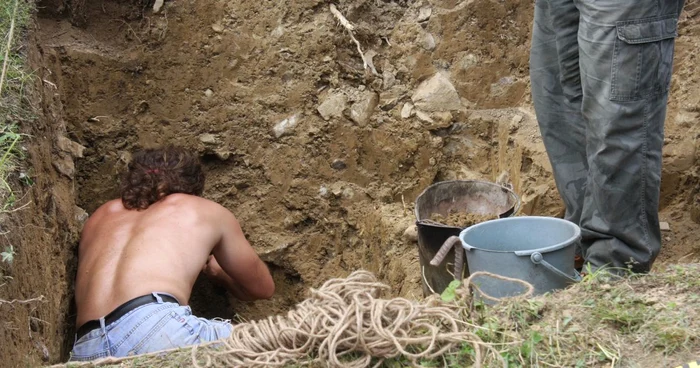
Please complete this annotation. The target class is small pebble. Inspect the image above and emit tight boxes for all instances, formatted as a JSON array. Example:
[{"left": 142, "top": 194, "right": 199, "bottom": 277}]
[
  {"left": 331, "top": 159, "right": 347, "bottom": 170},
  {"left": 204, "top": 89, "right": 214, "bottom": 98},
  {"left": 199, "top": 133, "right": 217, "bottom": 144},
  {"left": 401, "top": 103, "right": 415, "bottom": 119},
  {"left": 319, "top": 185, "right": 330, "bottom": 198},
  {"left": 418, "top": 7, "right": 432, "bottom": 22},
  {"left": 403, "top": 225, "right": 418, "bottom": 242}
]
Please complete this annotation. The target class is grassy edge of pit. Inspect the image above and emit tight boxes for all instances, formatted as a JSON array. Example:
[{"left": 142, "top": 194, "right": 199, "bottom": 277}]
[
  {"left": 0, "top": 0, "right": 36, "bottom": 266},
  {"left": 57, "top": 264, "right": 700, "bottom": 368}
]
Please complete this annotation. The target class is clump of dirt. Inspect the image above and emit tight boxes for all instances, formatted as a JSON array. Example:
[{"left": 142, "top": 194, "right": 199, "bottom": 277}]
[{"left": 429, "top": 211, "right": 496, "bottom": 228}]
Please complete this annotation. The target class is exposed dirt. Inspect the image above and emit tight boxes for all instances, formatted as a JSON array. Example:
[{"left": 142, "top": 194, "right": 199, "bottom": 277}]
[
  {"left": 429, "top": 211, "right": 496, "bottom": 228},
  {"left": 32, "top": 0, "right": 542, "bottom": 327},
  {"left": 0, "top": 19, "right": 84, "bottom": 367},
  {"left": 1, "top": 0, "right": 698, "bottom": 366}
]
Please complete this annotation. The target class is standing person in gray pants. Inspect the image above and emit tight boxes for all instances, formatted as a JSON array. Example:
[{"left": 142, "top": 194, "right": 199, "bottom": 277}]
[{"left": 530, "top": 0, "right": 686, "bottom": 273}]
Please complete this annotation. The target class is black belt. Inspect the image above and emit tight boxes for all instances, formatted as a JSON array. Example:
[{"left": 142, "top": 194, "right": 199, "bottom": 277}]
[{"left": 76, "top": 293, "right": 179, "bottom": 340}]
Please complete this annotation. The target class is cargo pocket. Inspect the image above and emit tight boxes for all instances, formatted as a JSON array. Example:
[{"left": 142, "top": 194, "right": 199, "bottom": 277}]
[{"left": 610, "top": 15, "right": 678, "bottom": 102}]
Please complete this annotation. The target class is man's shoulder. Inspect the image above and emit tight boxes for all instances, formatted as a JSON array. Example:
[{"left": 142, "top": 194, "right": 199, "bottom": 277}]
[
  {"left": 81, "top": 199, "right": 126, "bottom": 237},
  {"left": 91, "top": 199, "right": 126, "bottom": 217},
  {"left": 161, "top": 195, "right": 237, "bottom": 232},
  {"left": 162, "top": 193, "right": 221, "bottom": 208},
  {"left": 160, "top": 194, "right": 230, "bottom": 218}
]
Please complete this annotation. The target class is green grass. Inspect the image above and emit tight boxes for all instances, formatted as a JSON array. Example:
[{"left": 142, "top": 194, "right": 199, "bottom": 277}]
[
  {"left": 1, "top": 0, "right": 35, "bottom": 264},
  {"left": 52, "top": 265, "right": 700, "bottom": 368},
  {"left": 376, "top": 265, "right": 700, "bottom": 367}
]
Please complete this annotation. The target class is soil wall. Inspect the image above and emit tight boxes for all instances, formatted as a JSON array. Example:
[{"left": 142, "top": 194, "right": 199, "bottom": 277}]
[{"left": 0, "top": 20, "right": 84, "bottom": 367}]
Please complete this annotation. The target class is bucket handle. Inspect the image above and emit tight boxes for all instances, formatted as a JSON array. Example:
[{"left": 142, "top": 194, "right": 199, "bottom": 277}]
[
  {"left": 429, "top": 236, "right": 464, "bottom": 280},
  {"left": 528, "top": 252, "right": 582, "bottom": 283}
]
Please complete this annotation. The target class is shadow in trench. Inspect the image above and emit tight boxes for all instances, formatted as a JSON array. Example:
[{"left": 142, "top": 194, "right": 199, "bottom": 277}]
[
  {"left": 60, "top": 242, "right": 79, "bottom": 362},
  {"left": 189, "top": 274, "right": 233, "bottom": 320}
]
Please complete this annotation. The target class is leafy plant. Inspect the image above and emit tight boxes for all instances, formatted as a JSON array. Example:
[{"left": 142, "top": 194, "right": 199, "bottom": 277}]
[
  {"left": 1, "top": 245, "right": 14, "bottom": 264},
  {"left": 440, "top": 279, "right": 461, "bottom": 302}
]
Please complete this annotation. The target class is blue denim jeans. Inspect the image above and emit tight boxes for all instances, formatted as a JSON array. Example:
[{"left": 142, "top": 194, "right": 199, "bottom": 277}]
[
  {"left": 530, "top": 0, "right": 685, "bottom": 273},
  {"left": 69, "top": 293, "right": 233, "bottom": 361}
]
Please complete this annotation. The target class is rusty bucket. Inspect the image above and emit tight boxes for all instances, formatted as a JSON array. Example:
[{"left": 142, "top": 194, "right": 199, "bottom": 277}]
[{"left": 415, "top": 180, "right": 520, "bottom": 296}]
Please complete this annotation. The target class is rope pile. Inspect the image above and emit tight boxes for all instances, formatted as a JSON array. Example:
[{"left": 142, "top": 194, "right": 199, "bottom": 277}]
[{"left": 192, "top": 270, "right": 521, "bottom": 368}]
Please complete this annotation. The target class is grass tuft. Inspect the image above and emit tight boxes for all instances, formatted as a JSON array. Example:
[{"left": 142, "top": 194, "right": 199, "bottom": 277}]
[
  {"left": 1, "top": 0, "right": 35, "bottom": 265},
  {"left": 0, "top": 0, "right": 34, "bottom": 219}
]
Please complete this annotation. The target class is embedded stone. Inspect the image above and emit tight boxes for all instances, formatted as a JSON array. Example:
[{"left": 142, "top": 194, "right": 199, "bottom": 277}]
[{"left": 411, "top": 73, "right": 461, "bottom": 112}]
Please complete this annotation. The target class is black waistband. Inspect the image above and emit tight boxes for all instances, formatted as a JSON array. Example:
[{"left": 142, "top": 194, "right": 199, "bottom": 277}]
[{"left": 76, "top": 293, "right": 179, "bottom": 340}]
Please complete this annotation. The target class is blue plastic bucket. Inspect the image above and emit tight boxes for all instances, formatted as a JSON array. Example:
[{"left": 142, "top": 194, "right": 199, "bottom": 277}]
[{"left": 459, "top": 216, "right": 581, "bottom": 302}]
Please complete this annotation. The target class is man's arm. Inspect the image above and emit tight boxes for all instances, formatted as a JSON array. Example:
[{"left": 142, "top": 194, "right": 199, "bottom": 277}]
[
  {"left": 206, "top": 206, "right": 275, "bottom": 300},
  {"left": 202, "top": 255, "right": 269, "bottom": 301}
]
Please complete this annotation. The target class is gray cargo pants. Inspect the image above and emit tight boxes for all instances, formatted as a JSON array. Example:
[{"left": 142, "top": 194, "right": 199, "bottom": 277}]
[{"left": 530, "top": 0, "right": 685, "bottom": 272}]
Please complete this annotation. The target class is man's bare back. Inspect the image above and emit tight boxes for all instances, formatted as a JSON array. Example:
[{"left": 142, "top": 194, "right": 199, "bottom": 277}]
[
  {"left": 75, "top": 193, "right": 274, "bottom": 327},
  {"left": 69, "top": 147, "right": 274, "bottom": 361}
]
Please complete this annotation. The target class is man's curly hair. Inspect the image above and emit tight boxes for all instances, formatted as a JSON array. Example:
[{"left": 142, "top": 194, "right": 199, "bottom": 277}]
[{"left": 121, "top": 146, "right": 205, "bottom": 210}]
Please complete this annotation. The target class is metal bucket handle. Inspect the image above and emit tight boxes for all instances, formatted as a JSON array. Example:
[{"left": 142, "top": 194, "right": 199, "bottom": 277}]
[
  {"left": 525, "top": 251, "right": 582, "bottom": 283},
  {"left": 429, "top": 236, "right": 464, "bottom": 280}
]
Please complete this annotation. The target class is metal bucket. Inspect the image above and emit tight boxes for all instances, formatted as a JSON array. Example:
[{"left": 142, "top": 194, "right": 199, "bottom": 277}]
[
  {"left": 415, "top": 180, "right": 521, "bottom": 296},
  {"left": 459, "top": 216, "right": 582, "bottom": 303}
]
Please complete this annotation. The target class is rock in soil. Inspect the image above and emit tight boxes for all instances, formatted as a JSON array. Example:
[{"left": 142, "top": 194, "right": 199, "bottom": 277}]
[
  {"left": 74, "top": 206, "right": 89, "bottom": 224},
  {"left": 317, "top": 92, "right": 347, "bottom": 120},
  {"left": 401, "top": 102, "right": 415, "bottom": 119},
  {"left": 403, "top": 224, "right": 418, "bottom": 242},
  {"left": 411, "top": 73, "right": 462, "bottom": 112},
  {"left": 350, "top": 92, "right": 379, "bottom": 126},
  {"left": 418, "top": 6, "right": 432, "bottom": 22},
  {"left": 198, "top": 133, "right": 217, "bottom": 144},
  {"left": 56, "top": 136, "right": 86, "bottom": 158},
  {"left": 53, "top": 156, "right": 75, "bottom": 178},
  {"left": 273, "top": 114, "right": 300, "bottom": 138},
  {"left": 331, "top": 159, "right": 347, "bottom": 170},
  {"left": 660, "top": 222, "right": 671, "bottom": 232}
]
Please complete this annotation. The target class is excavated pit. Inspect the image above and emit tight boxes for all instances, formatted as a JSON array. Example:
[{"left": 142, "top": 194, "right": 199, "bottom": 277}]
[
  {"left": 35, "top": 0, "right": 547, "bottom": 325},
  {"left": 1, "top": 0, "right": 698, "bottom": 365}
]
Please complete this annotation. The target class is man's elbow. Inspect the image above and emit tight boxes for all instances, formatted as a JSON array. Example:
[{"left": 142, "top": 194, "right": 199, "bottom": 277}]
[
  {"left": 258, "top": 279, "right": 275, "bottom": 299},
  {"left": 254, "top": 262, "right": 275, "bottom": 299},
  {"left": 244, "top": 277, "right": 275, "bottom": 300}
]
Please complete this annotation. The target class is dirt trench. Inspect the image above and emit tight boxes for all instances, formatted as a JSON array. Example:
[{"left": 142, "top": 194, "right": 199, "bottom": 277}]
[
  {"left": 34, "top": 0, "right": 547, "bottom": 323},
  {"left": 1, "top": 0, "right": 699, "bottom": 365}
]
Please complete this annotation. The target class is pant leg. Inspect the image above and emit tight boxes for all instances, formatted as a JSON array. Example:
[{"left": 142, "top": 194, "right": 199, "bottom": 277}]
[
  {"left": 530, "top": 0, "right": 588, "bottom": 250},
  {"left": 576, "top": 0, "right": 685, "bottom": 272}
]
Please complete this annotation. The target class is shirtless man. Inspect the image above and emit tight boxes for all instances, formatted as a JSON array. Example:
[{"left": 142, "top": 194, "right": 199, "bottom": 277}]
[{"left": 69, "top": 146, "right": 274, "bottom": 361}]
